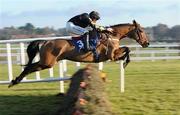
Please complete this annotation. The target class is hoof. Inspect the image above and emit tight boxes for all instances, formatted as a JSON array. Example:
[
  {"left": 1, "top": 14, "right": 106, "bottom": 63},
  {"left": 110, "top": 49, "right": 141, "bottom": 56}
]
[
  {"left": 8, "top": 80, "right": 15, "bottom": 88},
  {"left": 8, "top": 83, "right": 13, "bottom": 88},
  {"left": 56, "top": 93, "right": 65, "bottom": 97}
]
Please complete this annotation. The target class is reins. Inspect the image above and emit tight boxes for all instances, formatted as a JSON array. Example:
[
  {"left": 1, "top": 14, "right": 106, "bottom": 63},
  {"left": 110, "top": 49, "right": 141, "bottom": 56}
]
[{"left": 99, "top": 32, "right": 120, "bottom": 55}]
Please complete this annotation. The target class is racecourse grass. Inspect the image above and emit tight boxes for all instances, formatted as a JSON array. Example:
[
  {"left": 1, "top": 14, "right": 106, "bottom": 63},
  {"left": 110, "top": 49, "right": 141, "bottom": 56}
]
[{"left": 0, "top": 60, "right": 180, "bottom": 115}]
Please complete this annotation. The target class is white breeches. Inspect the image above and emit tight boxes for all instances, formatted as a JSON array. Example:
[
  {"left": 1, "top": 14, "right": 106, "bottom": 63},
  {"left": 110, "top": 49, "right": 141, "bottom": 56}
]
[{"left": 66, "top": 22, "right": 92, "bottom": 35}]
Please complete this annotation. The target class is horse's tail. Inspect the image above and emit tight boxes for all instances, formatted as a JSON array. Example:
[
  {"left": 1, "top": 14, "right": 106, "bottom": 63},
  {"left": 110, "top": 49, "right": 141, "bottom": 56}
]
[{"left": 23, "top": 40, "right": 46, "bottom": 66}]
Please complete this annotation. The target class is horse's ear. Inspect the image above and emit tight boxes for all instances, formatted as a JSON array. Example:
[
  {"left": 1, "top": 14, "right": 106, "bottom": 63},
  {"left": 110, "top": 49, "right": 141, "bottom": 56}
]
[{"left": 133, "top": 20, "right": 138, "bottom": 27}]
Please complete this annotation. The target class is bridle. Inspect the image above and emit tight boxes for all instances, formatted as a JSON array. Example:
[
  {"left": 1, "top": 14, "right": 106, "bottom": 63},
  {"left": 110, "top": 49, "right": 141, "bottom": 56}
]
[
  {"left": 134, "top": 26, "right": 143, "bottom": 43},
  {"left": 122, "top": 24, "right": 143, "bottom": 43}
]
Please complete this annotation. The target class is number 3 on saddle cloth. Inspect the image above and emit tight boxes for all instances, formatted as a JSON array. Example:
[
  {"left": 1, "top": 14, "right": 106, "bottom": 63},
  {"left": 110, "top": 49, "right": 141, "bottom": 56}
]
[{"left": 71, "top": 33, "right": 99, "bottom": 62}]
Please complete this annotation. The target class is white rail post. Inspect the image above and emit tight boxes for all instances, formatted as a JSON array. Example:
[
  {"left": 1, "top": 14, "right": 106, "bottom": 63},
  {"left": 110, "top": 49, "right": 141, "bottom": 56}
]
[
  {"left": 34, "top": 55, "right": 40, "bottom": 80},
  {"left": 76, "top": 62, "right": 81, "bottom": 69},
  {"left": 49, "top": 68, "right": 54, "bottom": 78},
  {"left": 59, "top": 61, "right": 64, "bottom": 93},
  {"left": 20, "top": 42, "right": 26, "bottom": 80},
  {"left": 98, "top": 62, "right": 103, "bottom": 70},
  {"left": 6, "top": 43, "right": 13, "bottom": 81},
  {"left": 120, "top": 60, "right": 125, "bottom": 93},
  {"left": 62, "top": 60, "right": 67, "bottom": 75}
]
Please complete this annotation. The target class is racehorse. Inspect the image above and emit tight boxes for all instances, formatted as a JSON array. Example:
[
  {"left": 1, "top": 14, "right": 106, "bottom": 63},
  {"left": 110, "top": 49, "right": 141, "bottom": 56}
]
[{"left": 8, "top": 20, "right": 149, "bottom": 87}]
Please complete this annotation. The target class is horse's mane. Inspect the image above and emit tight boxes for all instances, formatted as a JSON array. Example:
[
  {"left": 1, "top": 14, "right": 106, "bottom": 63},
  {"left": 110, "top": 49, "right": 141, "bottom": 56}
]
[
  {"left": 109, "top": 23, "right": 133, "bottom": 27},
  {"left": 100, "top": 23, "right": 134, "bottom": 37}
]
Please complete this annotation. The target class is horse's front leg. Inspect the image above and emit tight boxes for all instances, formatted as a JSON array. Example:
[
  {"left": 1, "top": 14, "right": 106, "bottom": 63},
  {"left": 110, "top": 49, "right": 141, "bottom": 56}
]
[{"left": 113, "top": 47, "right": 130, "bottom": 68}]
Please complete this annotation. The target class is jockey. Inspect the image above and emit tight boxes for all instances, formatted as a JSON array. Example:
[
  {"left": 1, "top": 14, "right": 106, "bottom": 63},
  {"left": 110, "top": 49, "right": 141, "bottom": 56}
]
[{"left": 66, "top": 11, "right": 113, "bottom": 52}]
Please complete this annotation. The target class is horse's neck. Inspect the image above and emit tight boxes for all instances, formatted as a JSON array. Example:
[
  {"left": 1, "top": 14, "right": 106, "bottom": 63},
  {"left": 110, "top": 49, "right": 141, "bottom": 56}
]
[
  {"left": 98, "top": 24, "right": 135, "bottom": 50},
  {"left": 111, "top": 24, "right": 135, "bottom": 39}
]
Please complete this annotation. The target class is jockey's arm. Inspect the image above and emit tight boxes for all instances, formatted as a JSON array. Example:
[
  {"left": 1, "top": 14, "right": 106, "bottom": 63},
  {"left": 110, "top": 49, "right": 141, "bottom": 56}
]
[
  {"left": 95, "top": 24, "right": 106, "bottom": 31},
  {"left": 90, "top": 22, "right": 113, "bottom": 33},
  {"left": 80, "top": 13, "right": 113, "bottom": 33}
]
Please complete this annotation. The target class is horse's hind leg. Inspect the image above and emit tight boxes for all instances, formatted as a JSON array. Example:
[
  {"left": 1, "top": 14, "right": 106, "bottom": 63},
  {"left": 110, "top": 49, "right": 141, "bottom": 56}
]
[
  {"left": 9, "top": 40, "right": 64, "bottom": 88},
  {"left": 8, "top": 62, "right": 50, "bottom": 88}
]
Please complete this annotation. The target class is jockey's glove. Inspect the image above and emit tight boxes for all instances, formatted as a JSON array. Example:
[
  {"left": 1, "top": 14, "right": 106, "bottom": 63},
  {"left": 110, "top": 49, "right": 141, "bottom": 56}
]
[{"left": 106, "top": 27, "right": 114, "bottom": 33}]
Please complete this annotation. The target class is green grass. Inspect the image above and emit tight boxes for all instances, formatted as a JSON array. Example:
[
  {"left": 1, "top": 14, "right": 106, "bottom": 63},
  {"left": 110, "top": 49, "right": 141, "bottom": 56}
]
[{"left": 0, "top": 60, "right": 180, "bottom": 115}]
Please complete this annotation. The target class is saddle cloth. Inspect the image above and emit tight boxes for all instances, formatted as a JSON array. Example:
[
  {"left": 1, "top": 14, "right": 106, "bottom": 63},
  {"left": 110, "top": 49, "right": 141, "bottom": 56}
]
[{"left": 71, "top": 36, "right": 98, "bottom": 52}]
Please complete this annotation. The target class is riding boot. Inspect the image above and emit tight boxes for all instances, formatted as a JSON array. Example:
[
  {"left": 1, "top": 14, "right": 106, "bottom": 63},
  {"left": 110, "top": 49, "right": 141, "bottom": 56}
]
[{"left": 83, "top": 33, "right": 90, "bottom": 52}]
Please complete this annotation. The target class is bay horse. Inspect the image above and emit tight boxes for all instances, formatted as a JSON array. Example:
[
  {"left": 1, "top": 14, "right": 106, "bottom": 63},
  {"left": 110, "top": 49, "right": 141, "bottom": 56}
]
[{"left": 8, "top": 20, "right": 149, "bottom": 88}]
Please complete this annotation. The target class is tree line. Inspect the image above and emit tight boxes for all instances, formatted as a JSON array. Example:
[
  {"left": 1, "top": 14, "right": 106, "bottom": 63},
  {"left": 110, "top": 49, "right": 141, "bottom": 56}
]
[
  {"left": 0, "top": 23, "right": 179, "bottom": 42},
  {"left": 145, "top": 24, "right": 180, "bottom": 42},
  {"left": 0, "top": 23, "right": 69, "bottom": 40}
]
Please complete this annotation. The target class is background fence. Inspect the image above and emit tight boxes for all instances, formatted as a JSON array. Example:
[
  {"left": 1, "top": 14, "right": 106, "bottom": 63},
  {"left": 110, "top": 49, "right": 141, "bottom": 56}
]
[
  {"left": 1, "top": 37, "right": 180, "bottom": 65},
  {"left": 128, "top": 44, "right": 180, "bottom": 61}
]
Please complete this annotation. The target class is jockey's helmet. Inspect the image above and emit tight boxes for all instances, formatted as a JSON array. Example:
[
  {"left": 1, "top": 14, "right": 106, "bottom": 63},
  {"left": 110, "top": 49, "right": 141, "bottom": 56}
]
[{"left": 89, "top": 11, "right": 100, "bottom": 20}]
